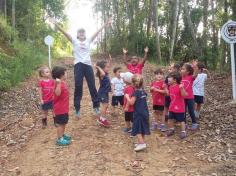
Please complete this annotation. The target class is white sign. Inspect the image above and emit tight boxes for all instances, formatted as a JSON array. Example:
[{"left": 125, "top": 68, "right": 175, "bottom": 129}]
[
  {"left": 221, "top": 20, "right": 236, "bottom": 44},
  {"left": 44, "top": 35, "right": 54, "bottom": 46},
  {"left": 221, "top": 20, "right": 236, "bottom": 100},
  {"left": 44, "top": 35, "right": 54, "bottom": 68}
]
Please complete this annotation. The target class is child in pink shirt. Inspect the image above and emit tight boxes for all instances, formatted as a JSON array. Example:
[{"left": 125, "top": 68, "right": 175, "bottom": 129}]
[
  {"left": 38, "top": 66, "right": 55, "bottom": 128},
  {"left": 181, "top": 63, "right": 198, "bottom": 130},
  {"left": 122, "top": 47, "right": 149, "bottom": 74},
  {"left": 150, "top": 69, "right": 167, "bottom": 132},
  {"left": 167, "top": 72, "right": 187, "bottom": 139}
]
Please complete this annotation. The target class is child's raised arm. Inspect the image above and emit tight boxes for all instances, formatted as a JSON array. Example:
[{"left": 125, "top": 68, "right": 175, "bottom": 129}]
[
  {"left": 203, "top": 68, "right": 211, "bottom": 79},
  {"left": 139, "top": 46, "right": 149, "bottom": 65},
  {"left": 94, "top": 64, "right": 106, "bottom": 78},
  {"left": 123, "top": 48, "right": 129, "bottom": 65},
  {"left": 55, "top": 79, "right": 62, "bottom": 96},
  {"left": 125, "top": 94, "right": 136, "bottom": 106}
]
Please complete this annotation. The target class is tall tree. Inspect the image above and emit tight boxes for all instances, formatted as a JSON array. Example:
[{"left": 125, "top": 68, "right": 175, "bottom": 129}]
[{"left": 202, "top": 0, "right": 209, "bottom": 66}]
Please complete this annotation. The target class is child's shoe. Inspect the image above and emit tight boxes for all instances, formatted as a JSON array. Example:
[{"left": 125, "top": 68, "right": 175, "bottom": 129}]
[
  {"left": 42, "top": 118, "right": 47, "bottom": 129},
  {"left": 151, "top": 123, "right": 158, "bottom": 131},
  {"left": 75, "top": 110, "right": 80, "bottom": 119},
  {"left": 191, "top": 123, "right": 199, "bottom": 130},
  {"left": 56, "top": 137, "right": 71, "bottom": 146},
  {"left": 63, "top": 134, "right": 71, "bottom": 141},
  {"left": 94, "top": 107, "right": 100, "bottom": 116},
  {"left": 134, "top": 143, "right": 147, "bottom": 152},
  {"left": 167, "top": 129, "right": 175, "bottom": 137},
  {"left": 97, "top": 117, "right": 110, "bottom": 127},
  {"left": 180, "top": 131, "right": 187, "bottom": 139},
  {"left": 160, "top": 124, "right": 167, "bottom": 132}
]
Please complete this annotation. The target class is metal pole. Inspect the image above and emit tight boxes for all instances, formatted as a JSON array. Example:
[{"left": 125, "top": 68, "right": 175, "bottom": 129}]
[
  {"left": 230, "top": 43, "right": 236, "bottom": 100},
  {"left": 48, "top": 45, "right": 51, "bottom": 69}
]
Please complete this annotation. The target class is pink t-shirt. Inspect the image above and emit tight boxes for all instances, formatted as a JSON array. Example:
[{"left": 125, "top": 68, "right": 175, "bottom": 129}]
[
  {"left": 38, "top": 79, "right": 55, "bottom": 103},
  {"left": 151, "top": 80, "right": 165, "bottom": 106},
  {"left": 169, "top": 84, "right": 185, "bottom": 113},
  {"left": 124, "top": 85, "right": 135, "bottom": 112},
  {"left": 53, "top": 81, "right": 69, "bottom": 115},
  {"left": 181, "top": 75, "right": 195, "bottom": 99},
  {"left": 127, "top": 63, "right": 144, "bottom": 74}
]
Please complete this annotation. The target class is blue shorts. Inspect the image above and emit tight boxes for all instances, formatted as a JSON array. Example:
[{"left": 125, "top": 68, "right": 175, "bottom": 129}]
[
  {"left": 165, "top": 96, "right": 171, "bottom": 107},
  {"left": 41, "top": 101, "right": 53, "bottom": 111},
  {"left": 194, "top": 95, "right": 204, "bottom": 104},
  {"left": 169, "top": 112, "right": 185, "bottom": 122},
  {"left": 98, "top": 93, "right": 109, "bottom": 103},
  {"left": 112, "top": 95, "right": 124, "bottom": 106}
]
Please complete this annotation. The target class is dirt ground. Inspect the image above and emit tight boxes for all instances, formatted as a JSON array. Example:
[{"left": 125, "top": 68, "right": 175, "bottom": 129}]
[{"left": 0, "top": 57, "right": 235, "bottom": 176}]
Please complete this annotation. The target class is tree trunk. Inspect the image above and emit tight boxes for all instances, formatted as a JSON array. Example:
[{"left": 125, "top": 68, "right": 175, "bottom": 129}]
[
  {"left": 202, "top": 0, "right": 209, "bottom": 66},
  {"left": 183, "top": 0, "right": 201, "bottom": 57},
  {"left": 12, "top": 0, "right": 15, "bottom": 41},
  {"left": 146, "top": 0, "right": 152, "bottom": 37},
  {"left": 153, "top": 0, "right": 162, "bottom": 62},
  {"left": 169, "top": 0, "right": 179, "bottom": 62},
  {"left": 211, "top": 0, "right": 218, "bottom": 69}
]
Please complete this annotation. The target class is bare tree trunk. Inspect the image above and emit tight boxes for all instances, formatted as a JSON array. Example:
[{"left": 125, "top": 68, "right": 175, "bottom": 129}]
[
  {"left": 211, "top": 0, "right": 218, "bottom": 69},
  {"left": 169, "top": 0, "right": 179, "bottom": 61},
  {"left": 12, "top": 0, "right": 15, "bottom": 41},
  {"left": 153, "top": 0, "right": 162, "bottom": 62},
  {"left": 4, "top": 0, "right": 6, "bottom": 18},
  {"left": 202, "top": 0, "right": 209, "bottom": 66},
  {"left": 146, "top": 0, "right": 152, "bottom": 37},
  {"left": 183, "top": 0, "right": 201, "bottom": 57}
]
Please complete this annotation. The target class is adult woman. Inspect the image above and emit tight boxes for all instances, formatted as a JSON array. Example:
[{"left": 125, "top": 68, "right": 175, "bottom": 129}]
[{"left": 51, "top": 18, "right": 111, "bottom": 125}]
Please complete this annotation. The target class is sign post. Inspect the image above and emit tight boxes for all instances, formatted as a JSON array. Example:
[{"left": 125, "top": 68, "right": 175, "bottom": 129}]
[
  {"left": 221, "top": 20, "right": 236, "bottom": 101},
  {"left": 44, "top": 35, "right": 54, "bottom": 69}
]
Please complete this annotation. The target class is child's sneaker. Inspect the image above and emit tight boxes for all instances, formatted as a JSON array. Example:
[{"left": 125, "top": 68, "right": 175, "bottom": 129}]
[
  {"left": 42, "top": 118, "right": 47, "bottom": 129},
  {"left": 151, "top": 123, "right": 158, "bottom": 131},
  {"left": 56, "top": 137, "right": 71, "bottom": 146},
  {"left": 134, "top": 143, "right": 147, "bottom": 152},
  {"left": 123, "top": 128, "right": 131, "bottom": 133},
  {"left": 94, "top": 107, "right": 100, "bottom": 115},
  {"left": 75, "top": 110, "right": 80, "bottom": 119},
  {"left": 167, "top": 129, "right": 175, "bottom": 137},
  {"left": 97, "top": 117, "right": 110, "bottom": 127},
  {"left": 63, "top": 134, "right": 71, "bottom": 141},
  {"left": 180, "top": 131, "right": 187, "bottom": 139},
  {"left": 191, "top": 123, "right": 199, "bottom": 130},
  {"left": 160, "top": 124, "right": 167, "bottom": 132}
]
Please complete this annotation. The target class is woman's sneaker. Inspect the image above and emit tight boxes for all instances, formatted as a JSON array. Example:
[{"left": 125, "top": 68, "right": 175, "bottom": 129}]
[
  {"left": 134, "top": 143, "right": 147, "bottom": 152},
  {"left": 94, "top": 107, "right": 100, "bottom": 116},
  {"left": 151, "top": 123, "right": 158, "bottom": 131},
  {"left": 75, "top": 110, "right": 80, "bottom": 119},
  {"left": 123, "top": 128, "right": 131, "bottom": 133},
  {"left": 56, "top": 137, "right": 71, "bottom": 146},
  {"left": 63, "top": 134, "right": 71, "bottom": 141},
  {"left": 167, "top": 129, "right": 175, "bottom": 137},
  {"left": 97, "top": 117, "right": 110, "bottom": 127},
  {"left": 191, "top": 123, "right": 199, "bottom": 130},
  {"left": 160, "top": 124, "right": 167, "bottom": 132},
  {"left": 180, "top": 131, "right": 187, "bottom": 139}
]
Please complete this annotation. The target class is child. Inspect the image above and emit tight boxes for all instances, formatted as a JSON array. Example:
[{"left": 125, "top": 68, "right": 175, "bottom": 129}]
[
  {"left": 38, "top": 66, "right": 55, "bottom": 128},
  {"left": 181, "top": 63, "right": 199, "bottom": 130},
  {"left": 111, "top": 67, "right": 125, "bottom": 115},
  {"left": 164, "top": 63, "right": 181, "bottom": 122},
  {"left": 95, "top": 60, "right": 111, "bottom": 127},
  {"left": 150, "top": 68, "right": 167, "bottom": 131},
  {"left": 125, "top": 74, "right": 150, "bottom": 152},
  {"left": 52, "top": 66, "right": 71, "bottom": 146},
  {"left": 167, "top": 72, "right": 187, "bottom": 139},
  {"left": 123, "top": 47, "right": 149, "bottom": 74},
  {"left": 121, "top": 72, "right": 134, "bottom": 133},
  {"left": 193, "top": 62, "right": 210, "bottom": 118}
]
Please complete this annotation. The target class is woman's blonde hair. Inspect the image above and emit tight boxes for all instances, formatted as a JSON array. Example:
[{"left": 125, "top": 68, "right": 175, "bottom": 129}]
[{"left": 132, "top": 74, "right": 143, "bottom": 89}]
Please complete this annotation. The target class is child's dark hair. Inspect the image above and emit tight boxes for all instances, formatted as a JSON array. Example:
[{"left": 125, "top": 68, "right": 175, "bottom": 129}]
[
  {"left": 197, "top": 62, "right": 205, "bottom": 72},
  {"left": 173, "top": 63, "right": 181, "bottom": 71},
  {"left": 168, "top": 71, "right": 182, "bottom": 84},
  {"left": 96, "top": 60, "right": 108, "bottom": 79},
  {"left": 154, "top": 68, "right": 164, "bottom": 75},
  {"left": 183, "top": 63, "right": 194, "bottom": 75},
  {"left": 38, "top": 66, "right": 49, "bottom": 77},
  {"left": 132, "top": 74, "right": 144, "bottom": 89},
  {"left": 52, "top": 66, "right": 66, "bottom": 79},
  {"left": 113, "top": 67, "right": 121, "bottom": 74}
]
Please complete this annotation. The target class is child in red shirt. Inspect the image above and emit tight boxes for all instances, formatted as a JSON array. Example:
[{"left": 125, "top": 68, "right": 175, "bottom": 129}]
[
  {"left": 122, "top": 47, "right": 149, "bottom": 74},
  {"left": 38, "top": 66, "right": 55, "bottom": 128},
  {"left": 150, "top": 69, "right": 167, "bottom": 132},
  {"left": 52, "top": 66, "right": 71, "bottom": 146},
  {"left": 181, "top": 63, "right": 199, "bottom": 130},
  {"left": 167, "top": 72, "right": 187, "bottom": 139},
  {"left": 121, "top": 72, "right": 134, "bottom": 133}
]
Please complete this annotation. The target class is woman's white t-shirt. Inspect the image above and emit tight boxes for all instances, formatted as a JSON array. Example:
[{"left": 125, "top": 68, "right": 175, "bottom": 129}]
[
  {"left": 72, "top": 37, "right": 92, "bottom": 65},
  {"left": 193, "top": 73, "right": 207, "bottom": 96},
  {"left": 111, "top": 77, "right": 125, "bottom": 96}
]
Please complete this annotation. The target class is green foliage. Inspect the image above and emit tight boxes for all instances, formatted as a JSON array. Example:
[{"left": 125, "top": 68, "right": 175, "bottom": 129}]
[{"left": 0, "top": 16, "right": 12, "bottom": 43}]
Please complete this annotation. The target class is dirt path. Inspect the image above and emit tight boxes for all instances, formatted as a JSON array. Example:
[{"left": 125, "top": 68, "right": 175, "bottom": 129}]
[{"left": 0, "top": 58, "right": 235, "bottom": 176}]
